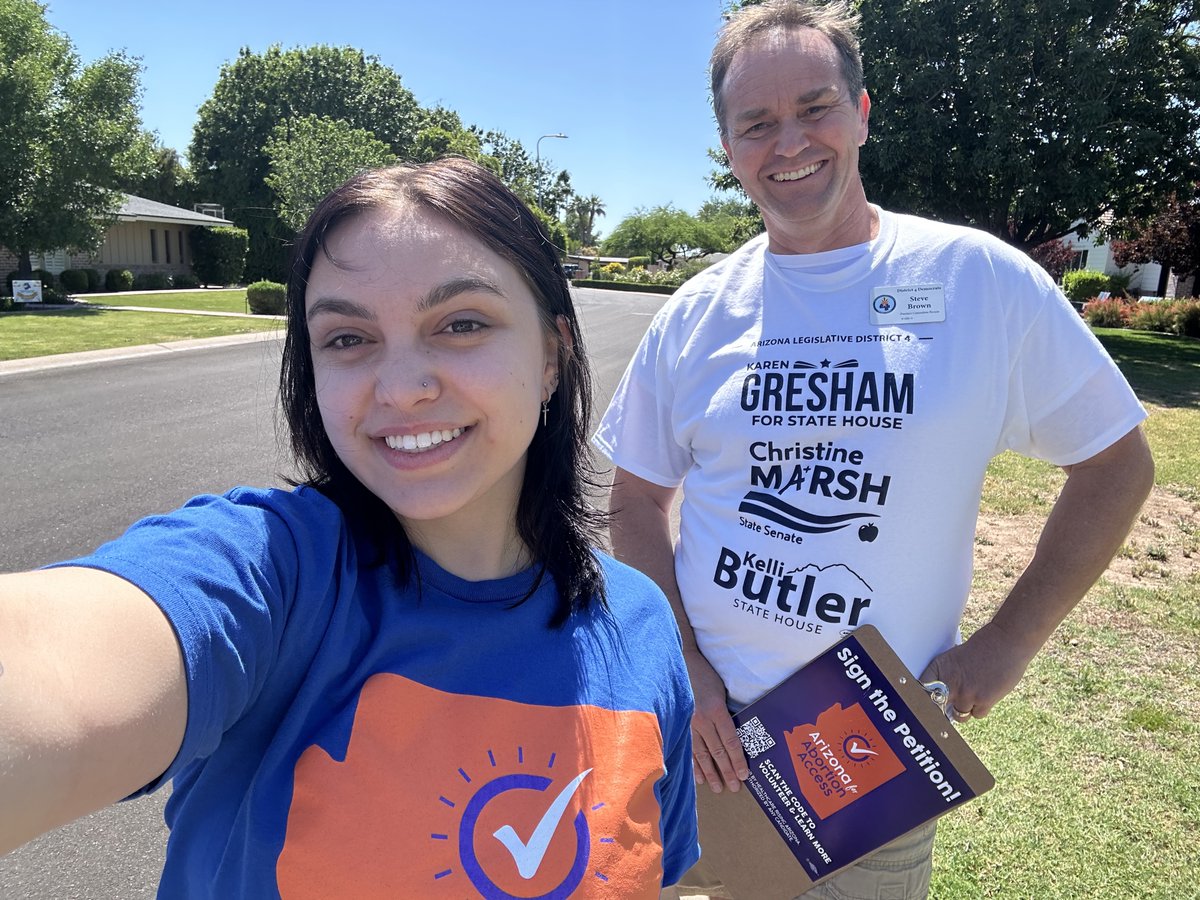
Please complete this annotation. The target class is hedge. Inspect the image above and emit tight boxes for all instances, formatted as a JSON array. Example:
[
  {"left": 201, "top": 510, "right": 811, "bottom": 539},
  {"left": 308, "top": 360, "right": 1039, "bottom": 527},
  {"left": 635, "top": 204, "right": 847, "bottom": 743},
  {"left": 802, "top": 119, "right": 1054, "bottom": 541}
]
[
  {"left": 190, "top": 226, "right": 249, "bottom": 286},
  {"left": 571, "top": 278, "right": 675, "bottom": 295},
  {"left": 246, "top": 280, "right": 286, "bottom": 315}
]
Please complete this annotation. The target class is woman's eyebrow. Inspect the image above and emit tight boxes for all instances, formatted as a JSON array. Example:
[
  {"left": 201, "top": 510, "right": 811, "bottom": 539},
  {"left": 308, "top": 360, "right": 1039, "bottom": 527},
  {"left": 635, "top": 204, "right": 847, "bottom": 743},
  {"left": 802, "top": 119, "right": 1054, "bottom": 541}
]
[
  {"left": 306, "top": 296, "right": 377, "bottom": 323},
  {"left": 417, "top": 276, "right": 505, "bottom": 312},
  {"left": 305, "top": 277, "right": 505, "bottom": 322}
]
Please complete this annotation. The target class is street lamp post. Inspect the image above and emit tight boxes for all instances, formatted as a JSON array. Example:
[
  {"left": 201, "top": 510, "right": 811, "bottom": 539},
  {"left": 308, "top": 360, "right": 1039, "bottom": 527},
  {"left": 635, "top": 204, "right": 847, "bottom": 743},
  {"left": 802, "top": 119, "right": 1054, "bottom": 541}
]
[{"left": 535, "top": 132, "right": 568, "bottom": 208}]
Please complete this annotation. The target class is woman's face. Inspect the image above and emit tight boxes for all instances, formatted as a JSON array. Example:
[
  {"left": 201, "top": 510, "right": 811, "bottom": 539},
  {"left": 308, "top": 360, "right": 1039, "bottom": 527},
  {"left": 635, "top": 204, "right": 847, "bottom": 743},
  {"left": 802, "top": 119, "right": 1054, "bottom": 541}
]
[{"left": 305, "top": 204, "right": 560, "bottom": 558}]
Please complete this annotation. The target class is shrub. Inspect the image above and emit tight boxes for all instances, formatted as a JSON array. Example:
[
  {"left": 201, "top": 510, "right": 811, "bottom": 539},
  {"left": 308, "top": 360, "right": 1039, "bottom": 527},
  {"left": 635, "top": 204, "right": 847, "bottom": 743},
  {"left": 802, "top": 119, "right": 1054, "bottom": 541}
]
[
  {"left": 172, "top": 271, "right": 200, "bottom": 289},
  {"left": 132, "top": 272, "right": 172, "bottom": 291},
  {"left": 190, "top": 226, "right": 249, "bottom": 286},
  {"left": 1169, "top": 299, "right": 1200, "bottom": 338},
  {"left": 627, "top": 256, "right": 651, "bottom": 269},
  {"left": 1107, "top": 271, "right": 1133, "bottom": 298},
  {"left": 58, "top": 269, "right": 89, "bottom": 293},
  {"left": 105, "top": 268, "right": 135, "bottom": 292},
  {"left": 1081, "top": 297, "right": 1132, "bottom": 328},
  {"left": 1127, "top": 300, "right": 1177, "bottom": 333},
  {"left": 83, "top": 268, "right": 103, "bottom": 292},
  {"left": 30, "top": 268, "right": 56, "bottom": 289},
  {"left": 1062, "top": 269, "right": 1112, "bottom": 304},
  {"left": 246, "top": 279, "right": 286, "bottom": 315}
]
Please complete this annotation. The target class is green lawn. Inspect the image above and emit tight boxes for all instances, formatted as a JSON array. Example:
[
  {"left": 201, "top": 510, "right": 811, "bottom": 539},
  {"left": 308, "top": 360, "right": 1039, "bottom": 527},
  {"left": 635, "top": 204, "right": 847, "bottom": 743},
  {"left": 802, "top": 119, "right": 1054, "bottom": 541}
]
[
  {"left": 934, "top": 330, "right": 1199, "bottom": 898},
  {"left": 82, "top": 288, "right": 251, "bottom": 314},
  {"left": 0, "top": 307, "right": 281, "bottom": 361}
]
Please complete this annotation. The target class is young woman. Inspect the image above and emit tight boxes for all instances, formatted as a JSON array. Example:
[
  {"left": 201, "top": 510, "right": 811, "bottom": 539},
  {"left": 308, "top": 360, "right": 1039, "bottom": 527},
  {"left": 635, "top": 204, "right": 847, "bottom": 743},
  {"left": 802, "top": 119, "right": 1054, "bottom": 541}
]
[{"left": 0, "top": 157, "right": 699, "bottom": 897}]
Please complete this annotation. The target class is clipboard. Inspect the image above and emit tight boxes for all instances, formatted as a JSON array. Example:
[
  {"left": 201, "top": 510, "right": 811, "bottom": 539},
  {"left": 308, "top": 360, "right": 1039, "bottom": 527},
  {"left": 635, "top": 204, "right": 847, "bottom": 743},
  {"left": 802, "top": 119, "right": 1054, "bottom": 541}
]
[{"left": 692, "top": 625, "right": 994, "bottom": 897}]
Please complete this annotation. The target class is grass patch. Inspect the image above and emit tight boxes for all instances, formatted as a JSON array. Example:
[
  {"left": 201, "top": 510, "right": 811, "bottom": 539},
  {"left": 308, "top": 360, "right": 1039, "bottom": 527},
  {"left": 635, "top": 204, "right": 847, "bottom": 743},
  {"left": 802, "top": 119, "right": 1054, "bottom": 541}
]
[
  {"left": 936, "top": 327, "right": 1200, "bottom": 897},
  {"left": 1093, "top": 327, "right": 1200, "bottom": 408},
  {"left": 0, "top": 307, "right": 280, "bottom": 360},
  {"left": 82, "top": 289, "right": 250, "bottom": 314},
  {"left": 934, "top": 561, "right": 1200, "bottom": 897},
  {"left": 1140, "top": 404, "right": 1200, "bottom": 501},
  {"left": 980, "top": 452, "right": 1063, "bottom": 516}
]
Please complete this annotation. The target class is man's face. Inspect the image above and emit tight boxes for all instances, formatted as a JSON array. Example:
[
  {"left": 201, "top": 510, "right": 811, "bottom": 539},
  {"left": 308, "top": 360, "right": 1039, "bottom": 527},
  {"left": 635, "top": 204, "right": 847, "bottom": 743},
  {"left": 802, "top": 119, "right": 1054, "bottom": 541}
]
[{"left": 720, "top": 27, "right": 871, "bottom": 254}]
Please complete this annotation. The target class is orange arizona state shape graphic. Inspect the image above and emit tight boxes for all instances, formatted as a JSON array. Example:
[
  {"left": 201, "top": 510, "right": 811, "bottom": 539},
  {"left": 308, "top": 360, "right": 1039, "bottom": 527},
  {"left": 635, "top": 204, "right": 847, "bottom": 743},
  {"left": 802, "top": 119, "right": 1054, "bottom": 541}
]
[
  {"left": 784, "top": 702, "right": 906, "bottom": 820},
  {"left": 277, "top": 674, "right": 666, "bottom": 898}
]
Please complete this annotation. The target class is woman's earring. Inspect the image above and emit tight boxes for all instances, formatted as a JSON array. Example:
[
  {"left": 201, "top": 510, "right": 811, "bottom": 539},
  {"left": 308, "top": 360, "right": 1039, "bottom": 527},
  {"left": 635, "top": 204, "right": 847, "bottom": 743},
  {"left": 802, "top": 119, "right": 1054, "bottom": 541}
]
[{"left": 541, "top": 399, "right": 550, "bottom": 427}]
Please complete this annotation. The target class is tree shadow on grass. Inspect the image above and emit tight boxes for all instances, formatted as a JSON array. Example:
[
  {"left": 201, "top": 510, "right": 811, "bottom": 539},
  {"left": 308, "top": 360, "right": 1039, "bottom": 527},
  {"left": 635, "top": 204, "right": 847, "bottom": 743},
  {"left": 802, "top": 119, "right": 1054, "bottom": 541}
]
[
  {"left": 1094, "top": 329, "right": 1200, "bottom": 410},
  {"left": 1, "top": 305, "right": 105, "bottom": 318}
]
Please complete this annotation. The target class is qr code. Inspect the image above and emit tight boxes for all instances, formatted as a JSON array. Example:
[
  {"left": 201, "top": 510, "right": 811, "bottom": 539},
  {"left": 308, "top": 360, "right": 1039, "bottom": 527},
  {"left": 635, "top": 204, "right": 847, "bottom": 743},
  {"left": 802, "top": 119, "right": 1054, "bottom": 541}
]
[{"left": 736, "top": 716, "right": 775, "bottom": 758}]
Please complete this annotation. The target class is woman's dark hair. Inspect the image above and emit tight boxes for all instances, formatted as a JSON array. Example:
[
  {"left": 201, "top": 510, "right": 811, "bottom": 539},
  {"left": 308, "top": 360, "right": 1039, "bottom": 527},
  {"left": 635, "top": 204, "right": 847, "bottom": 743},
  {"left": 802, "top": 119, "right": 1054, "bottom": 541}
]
[{"left": 280, "top": 156, "right": 605, "bottom": 624}]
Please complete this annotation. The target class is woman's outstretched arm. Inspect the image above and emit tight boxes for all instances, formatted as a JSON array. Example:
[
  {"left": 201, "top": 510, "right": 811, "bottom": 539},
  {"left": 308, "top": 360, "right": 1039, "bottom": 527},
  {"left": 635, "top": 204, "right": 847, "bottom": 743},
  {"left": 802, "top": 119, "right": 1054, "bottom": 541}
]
[{"left": 0, "top": 567, "right": 187, "bottom": 855}]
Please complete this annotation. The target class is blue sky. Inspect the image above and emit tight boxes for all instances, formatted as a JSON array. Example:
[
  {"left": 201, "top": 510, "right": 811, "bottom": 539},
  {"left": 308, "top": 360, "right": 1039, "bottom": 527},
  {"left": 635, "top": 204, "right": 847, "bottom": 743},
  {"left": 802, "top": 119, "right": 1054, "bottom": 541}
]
[{"left": 43, "top": 0, "right": 734, "bottom": 238}]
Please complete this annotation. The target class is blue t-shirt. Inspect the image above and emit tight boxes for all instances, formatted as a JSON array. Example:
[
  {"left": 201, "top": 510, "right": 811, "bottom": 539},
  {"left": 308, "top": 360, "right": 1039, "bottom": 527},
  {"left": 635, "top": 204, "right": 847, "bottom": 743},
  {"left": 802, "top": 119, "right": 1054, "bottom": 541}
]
[{"left": 59, "top": 486, "right": 698, "bottom": 898}]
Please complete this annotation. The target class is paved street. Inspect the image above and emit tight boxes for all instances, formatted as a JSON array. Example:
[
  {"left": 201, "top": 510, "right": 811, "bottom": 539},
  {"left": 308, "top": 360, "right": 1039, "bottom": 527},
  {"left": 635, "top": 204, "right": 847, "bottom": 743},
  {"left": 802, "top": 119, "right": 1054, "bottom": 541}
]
[{"left": 0, "top": 286, "right": 668, "bottom": 897}]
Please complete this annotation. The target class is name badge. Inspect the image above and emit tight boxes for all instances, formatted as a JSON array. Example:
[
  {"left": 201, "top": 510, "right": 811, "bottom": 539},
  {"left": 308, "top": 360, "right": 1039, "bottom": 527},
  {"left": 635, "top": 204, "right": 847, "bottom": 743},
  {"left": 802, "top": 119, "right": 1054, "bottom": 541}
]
[{"left": 869, "top": 284, "right": 946, "bottom": 325}]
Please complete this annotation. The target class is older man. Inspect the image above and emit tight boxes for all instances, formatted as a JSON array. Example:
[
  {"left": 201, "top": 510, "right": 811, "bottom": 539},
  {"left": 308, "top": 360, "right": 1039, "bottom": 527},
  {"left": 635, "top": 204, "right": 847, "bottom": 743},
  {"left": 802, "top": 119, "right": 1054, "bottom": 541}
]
[{"left": 595, "top": 1, "right": 1153, "bottom": 897}]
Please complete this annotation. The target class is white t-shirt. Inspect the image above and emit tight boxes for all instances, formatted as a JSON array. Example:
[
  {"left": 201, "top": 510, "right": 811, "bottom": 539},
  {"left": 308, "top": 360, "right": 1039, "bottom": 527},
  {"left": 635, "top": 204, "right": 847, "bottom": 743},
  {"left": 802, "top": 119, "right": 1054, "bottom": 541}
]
[{"left": 595, "top": 208, "right": 1145, "bottom": 707}]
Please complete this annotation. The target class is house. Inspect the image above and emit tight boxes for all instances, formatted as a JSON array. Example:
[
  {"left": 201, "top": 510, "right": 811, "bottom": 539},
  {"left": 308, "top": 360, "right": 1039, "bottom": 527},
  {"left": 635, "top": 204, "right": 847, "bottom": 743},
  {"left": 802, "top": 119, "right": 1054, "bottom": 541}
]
[
  {"left": 1060, "top": 214, "right": 1197, "bottom": 297},
  {"left": 0, "top": 194, "right": 234, "bottom": 282},
  {"left": 565, "top": 254, "right": 632, "bottom": 279}
]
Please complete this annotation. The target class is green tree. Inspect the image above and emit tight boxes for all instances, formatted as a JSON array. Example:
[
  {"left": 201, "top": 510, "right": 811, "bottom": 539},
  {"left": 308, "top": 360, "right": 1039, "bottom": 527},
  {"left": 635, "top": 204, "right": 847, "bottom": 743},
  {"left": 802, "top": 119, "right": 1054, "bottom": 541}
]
[
  {"left": 715, "top": 0, "right": 1200, "bottom": 250},
  {"left": 567, "top": 194, "right": 607, "bottom": 247},
  {"left": 0, "top": 0, "right": 153, "bottom": 277},
  {"left": 476, "top": 130, "right": 571, "bottom": 216},
  {"left": 540, "top": 170, "right": 573, "bottom": 219},
  {"left": 858, "top": 0, "right": 1200, "bottom": 249},
  {"left": 478, "top": 130, "right": 539, "bottom": 202},
  {"left": 603, "top": 206, "right": 731, "bottom": 267},
  {"left": 188, "top": 45, "right": 422, "bottom": 280},
  {"left": 265, "top": 115, "right": 398, "bottom": 231},
  {"left": 118, "top": 141, "right": 197, "bottom": 209},
  {"left": 410, "top": 106, "right": 488, "bottom": 164},
  {"left": 698, "top": 196, "right": 763, "bottom": 248}
]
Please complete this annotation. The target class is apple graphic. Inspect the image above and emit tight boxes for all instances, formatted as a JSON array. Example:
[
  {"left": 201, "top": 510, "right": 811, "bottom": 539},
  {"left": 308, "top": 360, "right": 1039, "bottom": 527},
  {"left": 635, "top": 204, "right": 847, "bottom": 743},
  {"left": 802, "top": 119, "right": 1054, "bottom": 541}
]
[{"left": 858, "top": 523, "right": 879, "bottom": 543}]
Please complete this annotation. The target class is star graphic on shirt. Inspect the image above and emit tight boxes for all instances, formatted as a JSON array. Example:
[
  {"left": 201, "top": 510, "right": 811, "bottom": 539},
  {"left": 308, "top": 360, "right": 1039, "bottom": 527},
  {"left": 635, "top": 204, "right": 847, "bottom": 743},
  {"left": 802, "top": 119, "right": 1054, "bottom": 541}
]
[{"left": 820, "top": 358, "right": 831, "bottom": 368}]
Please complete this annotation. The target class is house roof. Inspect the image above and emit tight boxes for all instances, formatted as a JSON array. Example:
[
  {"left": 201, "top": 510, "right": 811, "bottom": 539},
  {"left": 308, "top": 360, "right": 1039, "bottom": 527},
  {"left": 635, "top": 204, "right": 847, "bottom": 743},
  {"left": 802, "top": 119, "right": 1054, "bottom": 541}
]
[{"left": 116, "top": 194, "right": 234, "bottom": 227}]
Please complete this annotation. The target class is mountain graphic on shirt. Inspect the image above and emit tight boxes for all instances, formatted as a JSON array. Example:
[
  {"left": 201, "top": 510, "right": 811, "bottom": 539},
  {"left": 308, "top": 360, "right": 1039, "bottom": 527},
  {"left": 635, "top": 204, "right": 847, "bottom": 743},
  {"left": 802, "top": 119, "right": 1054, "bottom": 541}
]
[{"left": 785, "top": 562, "right": 874, "bottom": 593}]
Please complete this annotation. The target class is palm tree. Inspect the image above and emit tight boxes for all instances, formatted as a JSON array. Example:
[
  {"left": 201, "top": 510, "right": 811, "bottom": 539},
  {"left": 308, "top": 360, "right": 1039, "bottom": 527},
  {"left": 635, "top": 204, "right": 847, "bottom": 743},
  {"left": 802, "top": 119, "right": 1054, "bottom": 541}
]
[{"left": 584, "top": 195, "right": 606, "bottom": 241}]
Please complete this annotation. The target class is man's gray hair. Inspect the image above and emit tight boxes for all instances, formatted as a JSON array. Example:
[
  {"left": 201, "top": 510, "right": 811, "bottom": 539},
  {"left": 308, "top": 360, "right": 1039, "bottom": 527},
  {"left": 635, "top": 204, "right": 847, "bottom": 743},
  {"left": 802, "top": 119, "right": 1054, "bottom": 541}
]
[{"left": 711, "top": 0, "right": 864, "bottom": 135}]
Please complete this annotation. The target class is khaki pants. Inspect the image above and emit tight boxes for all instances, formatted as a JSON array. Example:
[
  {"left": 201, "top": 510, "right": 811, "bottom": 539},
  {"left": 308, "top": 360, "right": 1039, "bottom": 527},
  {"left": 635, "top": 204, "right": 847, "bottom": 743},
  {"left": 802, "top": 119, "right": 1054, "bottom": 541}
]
[{"left": 663, "top": 801, "right": 936, "bottom": 900}]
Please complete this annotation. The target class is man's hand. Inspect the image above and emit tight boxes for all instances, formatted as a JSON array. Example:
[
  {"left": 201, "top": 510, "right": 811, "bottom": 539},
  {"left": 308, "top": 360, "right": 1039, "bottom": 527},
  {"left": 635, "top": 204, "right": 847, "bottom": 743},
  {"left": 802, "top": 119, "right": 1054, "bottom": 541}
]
[
  {"left": 919, "top": 621, "right": 1036, "bottom": 721},
  {"left": 687, "top": 651, "right": 750, "bottom": 793},
  {"left": 608, "top": 467, "right": 752, "bottom": 792}
]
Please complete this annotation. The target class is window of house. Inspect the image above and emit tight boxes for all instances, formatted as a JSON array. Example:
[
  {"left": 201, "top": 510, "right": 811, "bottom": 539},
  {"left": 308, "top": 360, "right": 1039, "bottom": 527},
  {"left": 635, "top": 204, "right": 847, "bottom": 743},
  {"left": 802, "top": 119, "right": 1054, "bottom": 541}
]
[
  {"left": 178, "top": 231, "right": 185, "bottom": 263},
  {"left": 150, "top": 229, "right": 158, "bottom": 263},
  {"left": 1068, "top": 249, "right": 1088, "bottom": 271},
  {"left": 165, "top": 229, "right": 172, "bottom": 264}
]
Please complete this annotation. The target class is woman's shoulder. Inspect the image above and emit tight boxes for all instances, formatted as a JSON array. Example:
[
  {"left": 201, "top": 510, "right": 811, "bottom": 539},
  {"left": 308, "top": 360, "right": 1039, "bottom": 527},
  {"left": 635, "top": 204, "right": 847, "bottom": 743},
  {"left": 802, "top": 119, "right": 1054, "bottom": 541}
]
[
  {"left": 170, "top": 485, "right": 346, "bottom": 535},
  {"left": 72, "top": 485, "right": 351, "bottom": 575}
]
